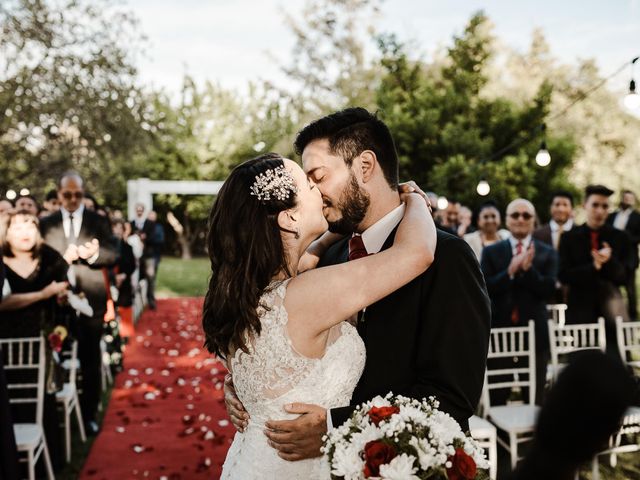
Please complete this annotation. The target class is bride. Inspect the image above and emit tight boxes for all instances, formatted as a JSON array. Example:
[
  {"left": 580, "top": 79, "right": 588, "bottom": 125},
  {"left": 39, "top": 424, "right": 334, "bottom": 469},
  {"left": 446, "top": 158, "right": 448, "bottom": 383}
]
[{"left": 202, "top": 153, "right": 436, "bottom": 479}]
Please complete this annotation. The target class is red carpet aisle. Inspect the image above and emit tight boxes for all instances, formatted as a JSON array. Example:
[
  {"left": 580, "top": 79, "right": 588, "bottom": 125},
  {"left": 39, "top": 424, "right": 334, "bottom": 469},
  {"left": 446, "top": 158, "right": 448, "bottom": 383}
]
[{"left": 80, "top": 298, "right": 234, "bottom": 479}]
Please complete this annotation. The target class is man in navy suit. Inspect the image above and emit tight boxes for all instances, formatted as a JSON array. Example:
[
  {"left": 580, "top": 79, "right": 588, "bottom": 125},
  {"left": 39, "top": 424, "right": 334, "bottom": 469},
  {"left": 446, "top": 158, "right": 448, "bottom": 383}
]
[{"left": 482, "top": 199, "right": 558, "bottom": 404}]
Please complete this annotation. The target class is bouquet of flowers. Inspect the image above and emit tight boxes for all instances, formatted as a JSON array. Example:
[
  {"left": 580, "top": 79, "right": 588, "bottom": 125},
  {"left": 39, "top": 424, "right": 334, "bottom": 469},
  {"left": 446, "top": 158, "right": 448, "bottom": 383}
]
[{"left": 322, "top": 394, "right": 490, "bottom": 480}]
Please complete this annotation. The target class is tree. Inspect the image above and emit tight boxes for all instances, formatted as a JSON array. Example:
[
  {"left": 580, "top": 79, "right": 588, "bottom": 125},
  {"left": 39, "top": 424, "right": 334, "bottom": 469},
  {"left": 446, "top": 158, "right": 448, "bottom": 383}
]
[
  {"left": 0, "top": 0, "right": 151, "bottom": 205},
  {"left": 135, "top": 77, "right": 296, "bottom": 258},
  {"left": 485, "top": 29, "right": 640, "bottom": 202},
  {"left": 375, "top": 12, "right": 576, "bottom": 214},
  {"left": 275, "top": 0, "right": 383, "bottom": 119}
]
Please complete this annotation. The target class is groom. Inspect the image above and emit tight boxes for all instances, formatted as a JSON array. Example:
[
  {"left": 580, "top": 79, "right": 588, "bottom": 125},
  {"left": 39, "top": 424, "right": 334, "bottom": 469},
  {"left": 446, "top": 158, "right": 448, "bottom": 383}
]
[{"left": 225, "top": 108, "right": 491, "bottom": 460}]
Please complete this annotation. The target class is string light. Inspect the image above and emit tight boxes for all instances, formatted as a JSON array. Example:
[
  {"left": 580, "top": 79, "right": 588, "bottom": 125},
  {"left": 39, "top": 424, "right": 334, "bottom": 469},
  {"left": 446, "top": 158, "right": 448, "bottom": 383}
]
[
  {"left": 476, "top": 179, "right": 490, "bottom": 196},
  {"left": 6, "top": 190, "right": 16, "bottom": 200},
  {"left": 437, "top": 196, "right": 449, "bottom": 210},
  {"left": 20, "top": 188, "right": 30, "bottom": 196},
  {"left": 624, "top": 58, "right": 640, "bottom": 110}
]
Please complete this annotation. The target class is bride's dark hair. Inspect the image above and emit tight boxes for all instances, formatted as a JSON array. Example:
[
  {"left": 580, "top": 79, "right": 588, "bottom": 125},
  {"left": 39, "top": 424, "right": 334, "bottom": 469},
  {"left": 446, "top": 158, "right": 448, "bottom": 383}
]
[{"left": 202, "top": 153, "right": 298, "bottom": 358}]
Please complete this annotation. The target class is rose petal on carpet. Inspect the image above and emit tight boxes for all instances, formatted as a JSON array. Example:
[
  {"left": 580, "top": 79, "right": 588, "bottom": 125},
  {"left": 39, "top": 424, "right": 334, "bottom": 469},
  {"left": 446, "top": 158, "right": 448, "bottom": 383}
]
[{"left": 80, "top": 298, "right": 233, "bottom": 479}]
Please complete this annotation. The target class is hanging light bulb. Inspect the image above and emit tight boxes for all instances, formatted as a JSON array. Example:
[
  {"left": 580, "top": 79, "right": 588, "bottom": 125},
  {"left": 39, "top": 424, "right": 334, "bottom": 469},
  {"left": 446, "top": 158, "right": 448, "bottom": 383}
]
[
  {"left": 20, "top": 188, "right": 30, "bottom": 196},
  {"left": 437, "top": 196, "right": 449, "bottom": 210},
  {"left": 535, "top": 141, "right": 551, "bottom": 167},
  {"left": 6, "top": 189, "right": 17, "bottom": 200},
  {"left": 624, "top": 79, "right": 640, "bottom": 110},
  {"left": 476, "top": 179, "right": 490, "bottom": 196}
]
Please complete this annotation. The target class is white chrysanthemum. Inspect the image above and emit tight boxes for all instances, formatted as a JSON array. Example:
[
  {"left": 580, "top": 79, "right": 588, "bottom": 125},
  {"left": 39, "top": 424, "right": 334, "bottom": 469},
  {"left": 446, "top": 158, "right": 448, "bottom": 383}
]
[
  {"left": 463, "top": 437, "right": 491, "bottom": 469},
  {"left": 410, "top": 437, "right": 443, "bottom": 471},
  {"left": 379, "top": 453, "right": 420, "bottom": 480},
  {"left": 349, "top": 423, "right": 382, "bottom": 452},
  {"left": 329, "top": 443, "right": 364, "bottom": 480},
  {"left": 367, "top": 395, "right": 392, "bottom": 408}
]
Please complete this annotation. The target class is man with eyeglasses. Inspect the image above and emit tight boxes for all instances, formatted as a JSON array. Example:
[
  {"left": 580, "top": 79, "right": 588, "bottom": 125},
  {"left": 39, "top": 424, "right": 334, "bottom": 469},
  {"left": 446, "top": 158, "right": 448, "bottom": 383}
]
[
  {"left": 559, "top": 185, "right": 631, "bottom": 352},
  {"left": 39, "top": 171, "right": 117, "bottom": 435},
  {"left": 481, "top": 198, "right": 558, "bottom": 404}
]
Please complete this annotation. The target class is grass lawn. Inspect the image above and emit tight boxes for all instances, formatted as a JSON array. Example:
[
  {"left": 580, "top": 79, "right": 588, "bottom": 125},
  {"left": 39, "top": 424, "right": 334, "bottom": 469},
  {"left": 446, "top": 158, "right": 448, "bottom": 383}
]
[{"left": 156, "top": 256, "right": 210, "bottom": 297}]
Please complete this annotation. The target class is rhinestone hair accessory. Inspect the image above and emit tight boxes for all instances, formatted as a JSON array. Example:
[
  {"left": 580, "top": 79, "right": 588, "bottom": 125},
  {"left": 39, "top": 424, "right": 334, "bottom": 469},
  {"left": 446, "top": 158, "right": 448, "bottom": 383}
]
[{"left": 249, "top": 165, "right": 297, "bottom": 202}]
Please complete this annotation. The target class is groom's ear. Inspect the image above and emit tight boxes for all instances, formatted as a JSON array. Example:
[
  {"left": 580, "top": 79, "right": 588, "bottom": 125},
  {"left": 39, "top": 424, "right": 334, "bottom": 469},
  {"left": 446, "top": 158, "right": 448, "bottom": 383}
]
[{"left": 358, "top": 150, "right": 376, "bottom": 183}]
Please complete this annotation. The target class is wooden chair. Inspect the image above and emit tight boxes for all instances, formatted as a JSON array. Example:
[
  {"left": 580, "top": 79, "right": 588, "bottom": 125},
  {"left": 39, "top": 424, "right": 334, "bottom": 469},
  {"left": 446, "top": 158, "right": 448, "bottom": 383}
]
[
  {"left": 0, "top": 337, "right": 54, "bottom": 480},
  {"left": 547, "top": 318, "right": 606, "bottom": 383},
  {"left": 56, "top": 339, "right": 86, "bottom": 462},
  {"left": 469, "top": 414, "right": 497, "bottom": 479},
  {"left": 484, "top": 321, "right": 540, "bottom": 469}
]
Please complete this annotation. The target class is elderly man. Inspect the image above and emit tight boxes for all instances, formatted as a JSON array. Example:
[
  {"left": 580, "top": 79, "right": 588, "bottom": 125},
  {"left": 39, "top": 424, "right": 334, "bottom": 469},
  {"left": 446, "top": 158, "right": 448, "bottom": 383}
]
[
  {"left": 39, "top": 171, "right": 117, "bottom": 434},
  {"left": 481, "top": 198, "right": 558, "bottom": 404}
]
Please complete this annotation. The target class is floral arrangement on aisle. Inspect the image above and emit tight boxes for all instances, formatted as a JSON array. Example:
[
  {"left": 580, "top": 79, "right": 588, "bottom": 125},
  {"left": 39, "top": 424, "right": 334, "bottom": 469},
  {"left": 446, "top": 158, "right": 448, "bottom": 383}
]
[{"left": 322, "top": 394, "right": 490, "bottom": 480}]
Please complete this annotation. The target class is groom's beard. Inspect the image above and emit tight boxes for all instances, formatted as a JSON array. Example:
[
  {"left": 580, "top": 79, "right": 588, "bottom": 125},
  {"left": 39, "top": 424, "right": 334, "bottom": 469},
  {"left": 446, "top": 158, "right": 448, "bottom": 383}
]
[{"left": 326, "top": 173, "right": 370, "bottom": 235}]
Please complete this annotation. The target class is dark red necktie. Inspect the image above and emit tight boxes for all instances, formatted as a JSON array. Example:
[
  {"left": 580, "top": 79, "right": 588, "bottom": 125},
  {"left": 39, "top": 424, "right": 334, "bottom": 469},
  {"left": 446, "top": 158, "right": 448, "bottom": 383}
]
[
  {"left": 348, "top": 235, "right": 369, "bottom": 261},
  {"left": 511, "top": 241, "right": 524, "bottom": 324},
  {"left": 590, "top": 230, "right": 600, "bottom": 251}
]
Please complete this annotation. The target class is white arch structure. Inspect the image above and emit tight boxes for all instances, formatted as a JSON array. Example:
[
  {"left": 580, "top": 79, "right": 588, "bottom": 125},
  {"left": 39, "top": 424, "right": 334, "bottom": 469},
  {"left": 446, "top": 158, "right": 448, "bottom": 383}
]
[{"left": 126, "top": 178, "right": 223, "bottom": 219}]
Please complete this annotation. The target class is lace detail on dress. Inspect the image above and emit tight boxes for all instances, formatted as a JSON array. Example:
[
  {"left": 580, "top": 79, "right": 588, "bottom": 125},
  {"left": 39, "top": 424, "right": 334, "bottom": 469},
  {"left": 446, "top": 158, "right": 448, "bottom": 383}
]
[{"left": 221, "top": 279, "right": 366, "bottom": 479}]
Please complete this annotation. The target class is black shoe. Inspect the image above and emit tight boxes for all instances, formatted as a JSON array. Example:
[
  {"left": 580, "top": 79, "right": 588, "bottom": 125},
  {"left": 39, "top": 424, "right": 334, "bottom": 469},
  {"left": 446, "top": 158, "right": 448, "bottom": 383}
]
[
  {"left": 148, "top": 300, "right": 157, "bottom": 310},
  {"left": 85, "top": 421, "right": 100, "bottom": 436}
]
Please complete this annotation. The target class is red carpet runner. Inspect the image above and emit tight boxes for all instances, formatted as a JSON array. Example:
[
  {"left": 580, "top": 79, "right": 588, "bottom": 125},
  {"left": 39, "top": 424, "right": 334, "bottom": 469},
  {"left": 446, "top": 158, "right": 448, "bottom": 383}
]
[{"left": 81, "top": 298, "right": 234, "bottom": 479}]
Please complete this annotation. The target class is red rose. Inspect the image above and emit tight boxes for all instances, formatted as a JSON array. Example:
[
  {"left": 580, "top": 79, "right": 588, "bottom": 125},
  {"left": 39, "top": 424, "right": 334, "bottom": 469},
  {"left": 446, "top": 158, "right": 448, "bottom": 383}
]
[
  {"left": 48, "top": 333, "right": 63, "bottom": 353},
  {"left": 447, "top": 448, "right": 477, "bottom": 480},
  {"left": 363, "top": 440, "right": 396, "bottom": 478},
  {"left": 367, "top": 405, "right": 400, "bottom": 426}
]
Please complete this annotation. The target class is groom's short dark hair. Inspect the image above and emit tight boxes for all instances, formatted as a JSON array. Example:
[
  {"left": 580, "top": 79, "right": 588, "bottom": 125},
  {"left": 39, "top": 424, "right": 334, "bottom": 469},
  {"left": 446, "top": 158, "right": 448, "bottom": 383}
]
[{"left": 294, "top": 107, "right": 400, "bottom": 188}]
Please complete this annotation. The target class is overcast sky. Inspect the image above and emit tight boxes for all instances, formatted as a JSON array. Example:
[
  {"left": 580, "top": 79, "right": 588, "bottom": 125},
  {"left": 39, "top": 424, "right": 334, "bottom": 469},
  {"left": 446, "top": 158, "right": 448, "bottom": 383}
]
[{"left": 128, "top": 0, "right": 640, "bottom": 96}]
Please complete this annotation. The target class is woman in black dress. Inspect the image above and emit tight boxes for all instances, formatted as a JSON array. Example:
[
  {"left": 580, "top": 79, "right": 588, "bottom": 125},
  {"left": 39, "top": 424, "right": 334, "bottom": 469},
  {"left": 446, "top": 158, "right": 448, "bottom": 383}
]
[{"left": 0, "top": 210, "right": 69, "bottom": 471}]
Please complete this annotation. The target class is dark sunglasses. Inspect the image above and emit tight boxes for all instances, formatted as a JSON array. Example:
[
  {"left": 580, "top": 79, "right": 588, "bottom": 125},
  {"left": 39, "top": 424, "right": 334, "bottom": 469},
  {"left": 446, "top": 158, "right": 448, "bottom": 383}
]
[
  {"left": 61, "top": 191, "right": 84, "bottom": 200},
  {"left": 509, "top": 212, "right": 533, "bottom": 220}
]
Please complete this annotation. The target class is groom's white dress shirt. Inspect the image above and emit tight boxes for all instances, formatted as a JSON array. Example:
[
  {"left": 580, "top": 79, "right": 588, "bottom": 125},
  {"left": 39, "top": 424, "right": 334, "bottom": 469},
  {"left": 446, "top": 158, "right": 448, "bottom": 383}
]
[{"left": 326, "top": 202, "right": 405, "bottom": 430}]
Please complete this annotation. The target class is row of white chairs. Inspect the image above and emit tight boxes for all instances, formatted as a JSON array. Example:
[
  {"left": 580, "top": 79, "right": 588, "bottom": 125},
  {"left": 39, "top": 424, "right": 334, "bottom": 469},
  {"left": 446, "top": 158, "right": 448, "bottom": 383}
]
[{"left": 469, "top": 316, "right": 640, "bottom": 479}]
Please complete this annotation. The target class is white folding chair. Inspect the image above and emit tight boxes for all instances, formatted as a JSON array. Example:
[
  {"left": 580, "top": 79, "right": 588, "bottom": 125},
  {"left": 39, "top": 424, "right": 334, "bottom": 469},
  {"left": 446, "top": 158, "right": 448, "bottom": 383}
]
[
  {"left": 484, "top": 320, "right": 540, "bottom": 469},
  {"left": 469, "top": 415, "right": 497, "bottom": 479},
  {"left": 56, "top": 339, "right": 86, "bottom": 462},
  {"left": 589, "top": 406, "right": 640, "bottom": 480},
  {"left": 547, "top": 303, "right": 568, "bottom": 328},
  {"left": 0, "top": 337, "right": 54, "bottom": 480},
  {"left": 616, "top": 316, "right": 640, "bottom": 371},
  {"left": 547, "top": 318, "right": 606, "bottom": 383}
]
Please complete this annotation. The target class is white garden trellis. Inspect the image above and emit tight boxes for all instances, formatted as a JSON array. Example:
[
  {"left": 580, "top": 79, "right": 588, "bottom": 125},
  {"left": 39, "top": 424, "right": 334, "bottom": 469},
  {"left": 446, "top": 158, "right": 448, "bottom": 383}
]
[{"left": 126, "top": 178, "right": 223, "bottom": 219}]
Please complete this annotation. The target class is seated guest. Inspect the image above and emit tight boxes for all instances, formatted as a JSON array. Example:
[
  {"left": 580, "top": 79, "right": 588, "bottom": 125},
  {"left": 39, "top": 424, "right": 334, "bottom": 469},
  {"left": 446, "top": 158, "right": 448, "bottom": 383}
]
[
  {"left": 481, "top": 199, "right": 558, "bottom": 404},
  {"left": 14, "top": 194, "right": 39, "bottom": 217},
  {"left": 464, "top": 202, "right": 510, "bottom": 261},
  {"left": 607, "top": 190, "right": 640, "bottom": 320},
  {"left": 0, "top": 210, "right": 69, "bottom": 471},
  {"left": 559, "top": 185, "right": 631, "bottom": 353},
  {"left": 533, "top": 190, "right": 576, "bottom": 303}
]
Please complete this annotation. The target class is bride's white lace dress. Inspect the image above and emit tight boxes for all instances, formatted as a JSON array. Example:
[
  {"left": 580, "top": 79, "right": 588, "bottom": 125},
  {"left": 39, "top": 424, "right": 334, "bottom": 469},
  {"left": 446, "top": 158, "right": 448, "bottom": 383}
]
[{"left": 221, "top": 280, "right": 366, "bottom": 479}]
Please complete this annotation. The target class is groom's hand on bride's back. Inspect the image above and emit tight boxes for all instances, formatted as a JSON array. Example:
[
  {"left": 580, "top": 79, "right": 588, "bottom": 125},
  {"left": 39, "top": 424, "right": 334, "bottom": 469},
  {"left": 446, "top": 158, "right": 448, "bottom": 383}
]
[
  {"left": 264, "top": 403, "right": 327, "bottom": 461},
  {"left": 223, "top": 374, "right": 250, "bottom": 432}
]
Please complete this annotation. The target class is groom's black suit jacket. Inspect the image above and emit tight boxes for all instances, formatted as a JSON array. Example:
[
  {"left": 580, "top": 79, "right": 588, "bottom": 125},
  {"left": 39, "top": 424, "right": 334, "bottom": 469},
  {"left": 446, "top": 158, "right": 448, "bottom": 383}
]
[{"left": 320, "top": 229, "right": 491, "bottom": 431}]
